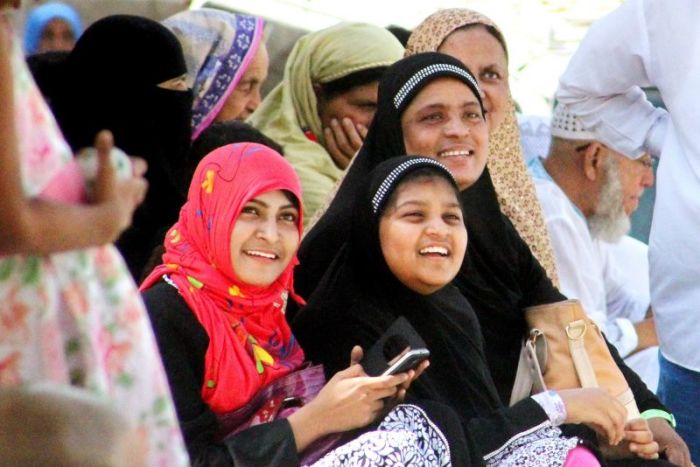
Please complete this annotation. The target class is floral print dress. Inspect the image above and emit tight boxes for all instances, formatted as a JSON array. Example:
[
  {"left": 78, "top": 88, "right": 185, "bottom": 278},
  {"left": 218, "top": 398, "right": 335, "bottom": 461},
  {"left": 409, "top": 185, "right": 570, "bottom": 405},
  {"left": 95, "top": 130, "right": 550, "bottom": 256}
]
[{"left": 0, "top": 15, "right": 189, "bottom": 466}]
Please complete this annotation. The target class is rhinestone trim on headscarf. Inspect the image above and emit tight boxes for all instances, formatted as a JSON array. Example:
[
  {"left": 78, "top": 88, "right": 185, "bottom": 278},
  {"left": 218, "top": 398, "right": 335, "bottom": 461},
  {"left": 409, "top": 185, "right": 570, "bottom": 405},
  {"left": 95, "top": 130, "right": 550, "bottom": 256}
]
[
  {"left": 393, "top": 63, "right": 480, "bottom": 110},
  {"left": 371, "top": 158, "right": 455, "bottom": 214}
]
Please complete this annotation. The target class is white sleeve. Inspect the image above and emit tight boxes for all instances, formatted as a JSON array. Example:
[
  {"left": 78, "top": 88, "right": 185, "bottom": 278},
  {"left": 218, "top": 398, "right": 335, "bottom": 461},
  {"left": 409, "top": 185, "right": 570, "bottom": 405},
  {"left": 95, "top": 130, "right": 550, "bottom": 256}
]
[
  {"left": 598, "top": 242, "right": 650, "bottom": 324},
  {"left": 556, "top": 0, "right": 669, "bottom": 158}
]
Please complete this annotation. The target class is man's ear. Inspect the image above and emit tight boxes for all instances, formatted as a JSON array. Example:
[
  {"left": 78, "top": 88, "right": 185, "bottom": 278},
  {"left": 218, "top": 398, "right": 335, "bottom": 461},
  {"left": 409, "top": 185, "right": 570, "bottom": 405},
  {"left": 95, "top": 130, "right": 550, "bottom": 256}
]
[{"left": 583, "top": 142, "right": 607, "bottom": 181}]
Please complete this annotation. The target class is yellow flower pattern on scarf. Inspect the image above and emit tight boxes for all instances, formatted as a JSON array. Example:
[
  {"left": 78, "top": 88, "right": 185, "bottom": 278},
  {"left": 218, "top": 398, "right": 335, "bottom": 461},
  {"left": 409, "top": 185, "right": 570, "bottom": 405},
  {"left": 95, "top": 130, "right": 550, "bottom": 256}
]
[{"left": 202, "top": 169, "right": 215, "bottom": 194}]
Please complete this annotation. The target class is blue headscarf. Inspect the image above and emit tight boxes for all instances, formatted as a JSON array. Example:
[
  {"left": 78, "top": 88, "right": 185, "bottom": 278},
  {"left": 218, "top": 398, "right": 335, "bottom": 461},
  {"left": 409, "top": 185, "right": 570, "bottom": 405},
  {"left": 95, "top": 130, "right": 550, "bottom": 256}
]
[{"left": 24, "top": 2, "right": 82, "bottom": 55}]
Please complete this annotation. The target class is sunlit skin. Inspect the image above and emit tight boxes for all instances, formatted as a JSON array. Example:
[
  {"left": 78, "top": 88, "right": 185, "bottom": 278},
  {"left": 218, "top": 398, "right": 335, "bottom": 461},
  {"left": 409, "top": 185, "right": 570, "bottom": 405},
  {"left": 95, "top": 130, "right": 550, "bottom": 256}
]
[
  {"left": 215, "top": 42, "right": 270, "bottom": 122},
  {"left": 439, "top": 26, "right": 509, "bottom": 133},
  {"left": 230, "top": 190, "right": 300, "bottom": 287},
  {"left": 401, "top": 77, "right": 489, "bottom": 191},
  {"left": 566, "top": 143, "right": 655, "bottom": 217},
  {"left": 37, "top": 18, "right": 76, "bottom": 53},
  {"left": 380, "top": 177, "right": 467, "bottom": 295},
  {"left": 316, "top": 80, "right": 381, "bottom": 169},
  {"left": 317, "top": 80, "right": 379, "bottom": 135},
  {"left": 157, "top": 74, "right": 188, "bottom": 91},
  {"left": 611, "top": 151, "right": 654, "bottom": 215}
]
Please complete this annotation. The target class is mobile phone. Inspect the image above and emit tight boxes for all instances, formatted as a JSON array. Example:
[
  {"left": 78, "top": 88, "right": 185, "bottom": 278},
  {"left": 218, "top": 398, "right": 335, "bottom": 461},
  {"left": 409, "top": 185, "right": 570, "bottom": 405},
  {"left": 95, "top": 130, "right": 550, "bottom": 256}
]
[
  {"left": 361, "top": 317, "right": 427, "bottom": 377},
  {"left": 382, "top": 348, "right": 430, "bottom": 376}
]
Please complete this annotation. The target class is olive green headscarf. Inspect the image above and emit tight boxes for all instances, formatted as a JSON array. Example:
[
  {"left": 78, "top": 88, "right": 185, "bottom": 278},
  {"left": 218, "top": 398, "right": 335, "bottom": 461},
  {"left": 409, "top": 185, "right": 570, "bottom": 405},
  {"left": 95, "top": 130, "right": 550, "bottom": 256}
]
[{"left": 249, "top": 23, "right": 404, "bottom": 224}]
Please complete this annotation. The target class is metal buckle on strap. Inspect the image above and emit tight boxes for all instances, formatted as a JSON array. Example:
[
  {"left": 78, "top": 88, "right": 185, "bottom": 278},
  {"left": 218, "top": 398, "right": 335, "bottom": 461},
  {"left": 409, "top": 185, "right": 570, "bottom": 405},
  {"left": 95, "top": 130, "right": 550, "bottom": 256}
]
[{"left": 566, "top": 320, "right": 587, "bottom": 340}]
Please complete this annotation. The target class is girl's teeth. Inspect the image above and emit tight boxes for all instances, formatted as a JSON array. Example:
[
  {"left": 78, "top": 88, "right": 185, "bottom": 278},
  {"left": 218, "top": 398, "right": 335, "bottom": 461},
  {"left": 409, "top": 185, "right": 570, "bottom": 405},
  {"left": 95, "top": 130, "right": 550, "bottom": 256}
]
[
  {"left": 246, "top": 250, "right": 276, "bottom": 259},
  {"left": 440, "top": 150, "right": 472, "bottom": 157},
  {"left": 419, "top": 246, "right": 448, "bottom": 256}
]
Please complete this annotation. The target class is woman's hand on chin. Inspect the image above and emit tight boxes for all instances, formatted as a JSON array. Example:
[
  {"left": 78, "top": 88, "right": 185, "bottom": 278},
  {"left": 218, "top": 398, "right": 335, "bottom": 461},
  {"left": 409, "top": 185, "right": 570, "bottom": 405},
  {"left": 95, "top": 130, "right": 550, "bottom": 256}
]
[{"left": 324, "top": 118, "right": 367, "bottom": 170}]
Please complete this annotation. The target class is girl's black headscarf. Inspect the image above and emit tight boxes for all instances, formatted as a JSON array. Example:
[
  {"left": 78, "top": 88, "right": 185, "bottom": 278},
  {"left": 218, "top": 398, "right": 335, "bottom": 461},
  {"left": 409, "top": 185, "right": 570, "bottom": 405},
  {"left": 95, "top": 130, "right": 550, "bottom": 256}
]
[
  {"left": 294, "top": 52, "right": 564, "bottom": 401},
  {"left": 292, "top": 157, "right": 546, "bottom": 464},
  {"left": 51, "top": 15, "right": 194, "bottom": 280}
]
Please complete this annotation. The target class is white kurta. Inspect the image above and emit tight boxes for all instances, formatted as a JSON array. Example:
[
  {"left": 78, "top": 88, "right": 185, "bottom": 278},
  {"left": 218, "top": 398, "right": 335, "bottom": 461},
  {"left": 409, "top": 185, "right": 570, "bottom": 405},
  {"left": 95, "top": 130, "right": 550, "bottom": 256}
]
[{"left": 556, "top": 0, "right": 700, "bottom": 372}]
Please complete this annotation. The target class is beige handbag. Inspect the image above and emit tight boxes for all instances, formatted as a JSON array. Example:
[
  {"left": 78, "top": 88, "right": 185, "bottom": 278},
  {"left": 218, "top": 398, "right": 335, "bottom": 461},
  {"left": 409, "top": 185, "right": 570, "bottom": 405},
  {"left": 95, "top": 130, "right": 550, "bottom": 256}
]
[{"left": 510, "top": 299, "right": 640, "bottom": 421}]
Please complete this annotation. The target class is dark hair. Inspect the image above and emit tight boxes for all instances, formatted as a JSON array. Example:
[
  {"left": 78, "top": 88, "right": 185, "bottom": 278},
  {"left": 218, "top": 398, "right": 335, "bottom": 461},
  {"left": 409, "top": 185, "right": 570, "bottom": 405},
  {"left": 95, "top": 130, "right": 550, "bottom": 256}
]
[
  {"left": 320, "top": 66, "right": 388, "bottom": 99},
  {"left": 187, "top": 121, "right": 284, "bottom": 185},
  {"left": 449, "top": 23, "right": 509, "bottom": 62},
  {"left": 282, "top": 189, "right": 301, "bottom": 211},
  {"left": 386, "top": 25, "right": 412, "bottom": 47},
  {"left": 381, "top": 167, "right": 462, "bottom": 216}
]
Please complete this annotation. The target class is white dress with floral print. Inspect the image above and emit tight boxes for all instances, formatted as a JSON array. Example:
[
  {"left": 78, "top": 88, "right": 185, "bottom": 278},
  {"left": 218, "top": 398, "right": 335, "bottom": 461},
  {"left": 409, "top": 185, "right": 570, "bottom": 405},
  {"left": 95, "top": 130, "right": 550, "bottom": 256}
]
[{"left": 0, "top": 15, "right": 189, "bottom": 466}]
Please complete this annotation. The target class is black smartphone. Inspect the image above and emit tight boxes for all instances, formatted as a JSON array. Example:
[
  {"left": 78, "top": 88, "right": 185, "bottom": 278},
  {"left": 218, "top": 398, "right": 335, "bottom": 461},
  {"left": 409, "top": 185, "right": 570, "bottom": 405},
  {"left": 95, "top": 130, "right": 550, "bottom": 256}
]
[
  {"left": 361, "top": 316, "right": 428, "bottom": 377},
  {"left": 382, "top": 348, "right": 430, "bottom": 376}
]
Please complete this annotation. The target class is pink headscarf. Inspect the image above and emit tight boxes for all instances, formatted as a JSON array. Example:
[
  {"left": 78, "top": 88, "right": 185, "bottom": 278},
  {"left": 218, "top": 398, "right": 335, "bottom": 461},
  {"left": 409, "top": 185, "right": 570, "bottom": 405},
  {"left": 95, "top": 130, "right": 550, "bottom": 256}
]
[{"left": 142, "top": 143, "right": 306, "bottom": 414}]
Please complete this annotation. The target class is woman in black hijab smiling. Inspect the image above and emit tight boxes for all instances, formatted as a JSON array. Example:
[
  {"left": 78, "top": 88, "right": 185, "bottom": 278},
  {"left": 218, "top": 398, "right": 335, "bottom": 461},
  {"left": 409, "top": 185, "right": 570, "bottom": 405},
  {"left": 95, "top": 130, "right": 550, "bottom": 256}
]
[
  {"left": 294, "top": 53, "right": 670, "bottom": 464},
  {"left": 50, "top": 15, "right": 193, "bottom": 280},
  {"left": 293, "top": 155, "right": 626, "bottom": 466}
]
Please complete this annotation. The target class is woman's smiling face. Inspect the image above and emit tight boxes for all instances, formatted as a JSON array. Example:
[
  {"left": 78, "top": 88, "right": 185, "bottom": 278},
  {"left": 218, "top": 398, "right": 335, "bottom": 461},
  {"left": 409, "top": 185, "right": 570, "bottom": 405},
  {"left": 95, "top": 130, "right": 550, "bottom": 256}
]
[
  {"left": 401, "top": 77, "right": 489, "bottom": 191},
  {"left": 379, "top": 175, "right": 467, "bottom": 295},
  {"left": 230, "top": 190, "right": 300, "bottom": 287}
]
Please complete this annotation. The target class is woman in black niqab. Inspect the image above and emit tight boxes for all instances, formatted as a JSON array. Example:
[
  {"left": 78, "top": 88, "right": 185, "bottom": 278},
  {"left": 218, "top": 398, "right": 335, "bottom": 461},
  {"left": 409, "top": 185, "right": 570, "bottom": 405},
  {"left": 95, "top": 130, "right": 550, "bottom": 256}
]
[{"left": 50, "top": 15, "right": 193, "bottom": 280}]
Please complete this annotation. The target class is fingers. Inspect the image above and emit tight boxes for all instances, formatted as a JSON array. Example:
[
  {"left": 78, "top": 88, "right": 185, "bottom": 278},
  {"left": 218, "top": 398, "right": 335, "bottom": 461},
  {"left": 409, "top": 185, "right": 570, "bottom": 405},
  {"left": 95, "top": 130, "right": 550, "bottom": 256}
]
[
  {"left": 624, "top": 419, "right": 658, "bottom": 459},
  {"left": 368, "top": 385, "right": 400, "bottom": 401},
  {"left": 398, "top": 370, "right": 415, "bottom": 391},
  {"left": 664, "top": 445, "right": 692, "bottom": 467},
  {"left": 349, "top": 345, "right": 364, "bottom": 366},
  {"left": 130, "top": 156, "right": 147, "bottom": 178},
  {"left": 357, "top": 123, "right": 368, "bottom": 139},
  {"left": 323, "top": 126, "right": 351, "bottom": 169},
  {"left": 95, "top": 130, "right": 114, "bottom": 157},
  {"left": 324, "top": 118, "right": 364, "bottom": 169},
  {"left": 560, "top": 388, "right": 626, "bottom": 444},
  {"left": 335, "top": 362, "right": 366, "bottom": 380},
  {"left": 629, "top": 440, "right": 659, "bottom": 460},
  {"left": 412, "top": 360, "right": 430, "bottom": 380},
  {"left": 340, "top": 118, "right": 364, "bottom": 151}
]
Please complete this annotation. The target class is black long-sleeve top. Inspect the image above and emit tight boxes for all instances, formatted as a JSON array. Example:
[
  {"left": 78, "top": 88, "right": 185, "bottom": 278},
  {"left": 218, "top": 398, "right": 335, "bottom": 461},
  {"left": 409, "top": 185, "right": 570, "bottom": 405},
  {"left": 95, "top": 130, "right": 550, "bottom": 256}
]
[{"left": 143, "top": 281, "right": 299, "bottom": 467}]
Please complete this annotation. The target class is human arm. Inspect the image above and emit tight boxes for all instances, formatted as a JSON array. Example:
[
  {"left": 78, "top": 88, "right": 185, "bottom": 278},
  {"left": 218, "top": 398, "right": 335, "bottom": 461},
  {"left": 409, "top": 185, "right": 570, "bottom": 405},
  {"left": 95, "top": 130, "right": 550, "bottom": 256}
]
[
  {"left": 287, "top": 361, "right": 408, "bottom": 452},
  {"left": 601, "top": 332, "right": 687, "bottom": 461},
  {"left": 555, "top": 0, "right": 668, "bottom": 158},
  {"left": 646, "top": 416, "right": 692, "bottom": 467},
  {"left": 0, "top": 26, "right": 147, "bottom": 255}
]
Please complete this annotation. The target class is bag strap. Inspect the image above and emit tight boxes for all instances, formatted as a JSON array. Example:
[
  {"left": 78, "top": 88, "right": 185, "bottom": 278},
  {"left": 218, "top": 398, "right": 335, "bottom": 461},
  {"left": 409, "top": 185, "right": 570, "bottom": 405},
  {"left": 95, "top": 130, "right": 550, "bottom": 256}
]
[
  {"left": 566, "top": 320, "right": 599, "bottom": 388},
  {"left": 509, "top": 329, "right": 548, "bottom": 406}
]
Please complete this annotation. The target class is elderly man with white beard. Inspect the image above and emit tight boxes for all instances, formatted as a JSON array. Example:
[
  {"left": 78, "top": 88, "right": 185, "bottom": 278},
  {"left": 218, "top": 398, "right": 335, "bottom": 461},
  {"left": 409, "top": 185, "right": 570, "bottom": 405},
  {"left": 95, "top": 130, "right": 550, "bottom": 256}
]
[{"left": 528, "top": 104, "right": 659, "bottom": 388}]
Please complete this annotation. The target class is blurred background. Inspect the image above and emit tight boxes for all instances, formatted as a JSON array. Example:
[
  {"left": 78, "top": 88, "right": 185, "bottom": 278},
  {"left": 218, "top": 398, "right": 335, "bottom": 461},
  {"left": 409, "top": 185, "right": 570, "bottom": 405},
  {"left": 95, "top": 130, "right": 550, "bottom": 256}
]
[{"left": 19, "top": 0, "right": 659, "bottom": 243}]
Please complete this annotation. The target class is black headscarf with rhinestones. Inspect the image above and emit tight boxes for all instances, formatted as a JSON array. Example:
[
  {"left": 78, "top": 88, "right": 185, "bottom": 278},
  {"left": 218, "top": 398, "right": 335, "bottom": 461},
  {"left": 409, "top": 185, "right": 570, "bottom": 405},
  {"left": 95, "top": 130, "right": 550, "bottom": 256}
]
[{"left": 295, "top": 52, "right": 483, "bottom": 304}]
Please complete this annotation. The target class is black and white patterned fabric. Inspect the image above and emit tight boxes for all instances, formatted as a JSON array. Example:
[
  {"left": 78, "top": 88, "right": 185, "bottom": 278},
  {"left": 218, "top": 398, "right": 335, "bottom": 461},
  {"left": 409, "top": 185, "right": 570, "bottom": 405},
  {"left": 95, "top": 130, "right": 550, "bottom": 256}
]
[
  {"left": 483, "top": 423, "right": 579, "bottom": 467},
  {"left": 310, "top": 404, "right": 451, "bottom": 466}
]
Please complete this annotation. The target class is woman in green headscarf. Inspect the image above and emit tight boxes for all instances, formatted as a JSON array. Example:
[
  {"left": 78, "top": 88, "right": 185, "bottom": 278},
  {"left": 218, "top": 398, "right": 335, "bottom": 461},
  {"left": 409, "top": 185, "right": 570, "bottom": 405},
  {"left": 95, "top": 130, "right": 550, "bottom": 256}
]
[{"left": 249, "top": 23, "right": 403, "bottom": 224}]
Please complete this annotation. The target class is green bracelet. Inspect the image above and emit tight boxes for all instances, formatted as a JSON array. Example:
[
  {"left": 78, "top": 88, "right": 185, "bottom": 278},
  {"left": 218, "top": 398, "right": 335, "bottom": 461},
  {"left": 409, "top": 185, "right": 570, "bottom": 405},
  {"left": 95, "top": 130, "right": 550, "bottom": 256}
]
[{"left": 640, "top": 409, "right": 677, "bottom": 428}]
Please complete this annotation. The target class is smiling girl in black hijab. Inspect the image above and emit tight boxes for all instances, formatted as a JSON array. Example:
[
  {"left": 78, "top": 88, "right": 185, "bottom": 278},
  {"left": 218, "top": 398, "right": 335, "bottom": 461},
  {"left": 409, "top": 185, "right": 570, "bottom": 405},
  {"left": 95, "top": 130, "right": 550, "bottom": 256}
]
[
  {"left": 50, "top": 15, "right": 193, "bottom": 280},
  {"left": 292, "top": 156, "right": 617, "bottom": 466}
]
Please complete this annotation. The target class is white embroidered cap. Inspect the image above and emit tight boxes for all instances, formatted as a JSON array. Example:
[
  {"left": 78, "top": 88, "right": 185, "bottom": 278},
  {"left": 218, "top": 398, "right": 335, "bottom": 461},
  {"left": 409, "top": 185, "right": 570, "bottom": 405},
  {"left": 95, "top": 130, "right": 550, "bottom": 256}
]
[{"left": 550, "top": 104, "right": 596, "bottom": 141}]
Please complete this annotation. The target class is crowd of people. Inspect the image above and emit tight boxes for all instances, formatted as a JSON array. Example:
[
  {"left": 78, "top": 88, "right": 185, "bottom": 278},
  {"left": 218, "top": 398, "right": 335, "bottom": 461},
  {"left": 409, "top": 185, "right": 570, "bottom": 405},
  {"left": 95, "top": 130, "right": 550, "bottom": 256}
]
[{"left": 0, "top": 0, "right": 696, "bottom": 466}]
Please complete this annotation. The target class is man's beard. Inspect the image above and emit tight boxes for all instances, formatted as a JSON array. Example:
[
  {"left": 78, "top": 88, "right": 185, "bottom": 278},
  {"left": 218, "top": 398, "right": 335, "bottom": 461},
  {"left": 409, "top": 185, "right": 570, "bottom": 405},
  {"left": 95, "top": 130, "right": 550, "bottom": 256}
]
[{"left": 588, "top": 158, "right": 631, "bottom": 242}]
